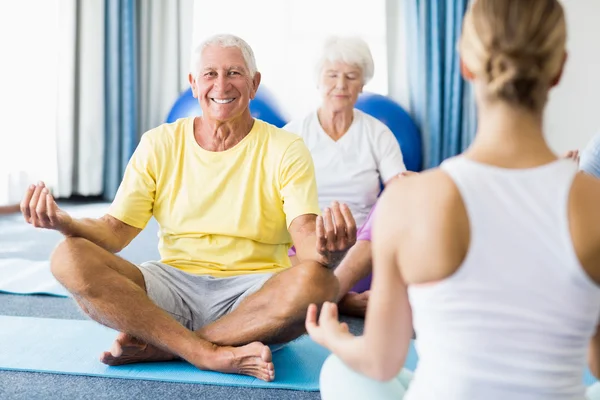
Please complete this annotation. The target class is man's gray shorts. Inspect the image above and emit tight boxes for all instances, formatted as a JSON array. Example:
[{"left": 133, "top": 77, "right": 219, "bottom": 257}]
[{"left": 137, "top": 261, "right": 273, "bottom": 331}]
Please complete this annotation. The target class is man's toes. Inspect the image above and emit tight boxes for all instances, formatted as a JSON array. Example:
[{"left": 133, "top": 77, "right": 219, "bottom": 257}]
[
  {"left": 260, "top": 345, "right": 272, "bottom": 362},
  {"left": 109, "top": 341, "right": 124, "bottom": 357},
  {"left": 100, "top": 351, "right": 116, "bottom": 365}
]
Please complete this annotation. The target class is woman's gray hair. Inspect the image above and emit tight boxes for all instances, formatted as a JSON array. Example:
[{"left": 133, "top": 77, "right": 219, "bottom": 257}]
[
  {"left": 190, "top": 34, "right": 258, "bottom": 77},
  {"left": 314, "top": 36, "right": 375, "bottom": 86}
]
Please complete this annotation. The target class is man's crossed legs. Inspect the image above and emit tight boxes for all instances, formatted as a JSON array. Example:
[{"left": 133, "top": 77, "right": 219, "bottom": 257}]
[{"left": 50, "top": 237, "right": 339, "bottom": 382}]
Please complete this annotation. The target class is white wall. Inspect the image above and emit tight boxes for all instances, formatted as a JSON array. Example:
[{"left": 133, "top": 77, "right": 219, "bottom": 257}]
[{"left": 544, "top": 0, "right": 600, "bottom": 153}]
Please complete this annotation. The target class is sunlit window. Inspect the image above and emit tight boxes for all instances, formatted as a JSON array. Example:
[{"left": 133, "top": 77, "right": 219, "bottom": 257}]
[
  {"left": 191, "top": 0, "right": 387, "bottom": 121},
  {"left": 0, "top": 1, "right": 60, "bottom": 205}
]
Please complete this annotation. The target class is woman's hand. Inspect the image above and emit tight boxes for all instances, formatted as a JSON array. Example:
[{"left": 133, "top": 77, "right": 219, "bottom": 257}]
[
  {"left": 306, "top": 301, "right": 354, "bottom": 350},
  {"left": 563, "top": 149, "right": 580, "bottom": 165}
]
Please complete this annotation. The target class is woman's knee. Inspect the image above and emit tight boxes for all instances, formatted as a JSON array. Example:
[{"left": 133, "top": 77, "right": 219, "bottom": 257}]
[
  {"left": 320, "top": 354, "right": 408, "bottom": 400},
  {"left": 320, "top": 355, "right": 365, "bottom": 400}
]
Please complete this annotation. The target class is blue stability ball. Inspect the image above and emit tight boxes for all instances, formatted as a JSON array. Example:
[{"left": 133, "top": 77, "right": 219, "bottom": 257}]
[
  {"left": 355, "top": 92, "right": 423, "bottom": 172},
  {"left": 165, "top": 86, "right": 288, "bottom": 128}
]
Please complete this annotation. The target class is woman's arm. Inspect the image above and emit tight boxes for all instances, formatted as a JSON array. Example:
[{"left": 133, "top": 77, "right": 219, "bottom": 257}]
[
  {"left": 589, "top": 325, "right": 600, "bottom": 378},
  {"left": 306, "top": 180, "right": 413, "bottom": 381}
]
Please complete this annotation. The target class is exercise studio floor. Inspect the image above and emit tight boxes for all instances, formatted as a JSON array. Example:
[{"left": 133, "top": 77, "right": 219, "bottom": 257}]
[{"left": 0, "top": 202, "right": 365, "bottom": 400}]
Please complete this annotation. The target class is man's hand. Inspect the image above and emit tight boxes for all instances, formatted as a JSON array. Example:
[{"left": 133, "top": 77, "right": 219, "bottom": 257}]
[
  {"left": 338, "top": 291, "right": 370, "bottom": 318},
  {"left": 21, "top": 182, "right": 73, "bottom": 233},
  {"left": 316, "top": 202, "right": 357, "bottom": 268}
]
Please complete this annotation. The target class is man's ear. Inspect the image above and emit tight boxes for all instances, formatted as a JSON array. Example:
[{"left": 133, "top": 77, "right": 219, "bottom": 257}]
[
  {"left": 189, "top": 73, "right": 199, "bottom": 98},
  {"left": 250, "top": 72, "right": 262, "bottom": 100}
]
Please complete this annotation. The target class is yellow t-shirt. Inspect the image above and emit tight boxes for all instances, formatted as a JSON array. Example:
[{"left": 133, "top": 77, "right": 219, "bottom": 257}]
[{"left": 108, "top": 117, "right": 320, "bottom": 277}]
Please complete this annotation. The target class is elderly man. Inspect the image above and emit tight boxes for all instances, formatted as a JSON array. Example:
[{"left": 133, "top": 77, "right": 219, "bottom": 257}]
[{"left": 20, "top": 34, "right": 356, "bottom": 382}]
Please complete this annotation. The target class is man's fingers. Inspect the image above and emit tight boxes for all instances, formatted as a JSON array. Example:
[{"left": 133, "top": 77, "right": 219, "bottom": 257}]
[
  {"left": 322, "top": 208, "right": 337, "bottom": 252},
  {"left": 28, "top": 183, "right": 45, "bottom": 226},
  {"left": 36, "top": 188, "right": 50, "bottom": 225},
  {"left": 331, "top": 201, "right": 346, "bottom": 233},
  {"left": 46, "top": 192, "right": 58, "bottom": 226},
  {"left": 20, "top": 184, "right": 35, "bottom": 223},
  {"left": 330, "top": 202, "right": 349, "bottom": 251},
  {"left": 316, "top": 215, "right": 327, "bottom": 254},
  {"left": 340, "top": 203, "right": 357, "bottom": 245}
]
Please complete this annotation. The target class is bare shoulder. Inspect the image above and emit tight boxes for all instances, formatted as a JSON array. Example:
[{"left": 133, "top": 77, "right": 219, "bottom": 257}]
[
  {"left": 377, "top": 168, "right": 470, "bottom": 284},
  {"left": 378, "top": 168, "right": 464, "bottom": 227},
  {"left": 569, "top": 172, "right": 600, "bottom": 284},
  {"left": 571, "top": 171, "right": 600, "bottom": 202}
]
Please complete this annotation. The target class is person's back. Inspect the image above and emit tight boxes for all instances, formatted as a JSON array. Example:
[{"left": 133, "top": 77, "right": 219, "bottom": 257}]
[
  {"left": 403, "top": 158, "right": 600, "bottom": 399},
  {"left": 308, "top": 1, "right": 600, "bottom": 399},
  {"left": 400, "top": 0, "right": 600, "bottom": 397}
]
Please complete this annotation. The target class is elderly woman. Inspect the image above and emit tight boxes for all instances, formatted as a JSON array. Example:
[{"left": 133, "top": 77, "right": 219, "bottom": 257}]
[
  {"left": 284, "top": 37, "right": 406, "bottom": 316},
  {"left": 284, "top": 36, "right": 406, "bottom": 229}
]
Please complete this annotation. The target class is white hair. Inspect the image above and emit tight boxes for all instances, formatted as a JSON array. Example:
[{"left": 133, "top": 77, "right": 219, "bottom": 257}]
[
  {"left": 314, "top": 36, "right": 375, "bottom": 86},
  {"left": 189, "top": 33, "right": 258, "bottom": 77}
]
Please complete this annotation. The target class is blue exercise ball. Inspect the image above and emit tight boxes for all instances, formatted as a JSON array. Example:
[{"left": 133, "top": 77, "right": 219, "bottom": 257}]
[
  {"left": 355, "top": 92, "right": 423, "bottom": 172},
  {"left": 165, "top": 86, "right": 288, "bottom": 128}
]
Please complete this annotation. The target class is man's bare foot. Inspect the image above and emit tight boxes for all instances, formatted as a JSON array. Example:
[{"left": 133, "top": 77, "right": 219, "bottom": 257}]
[
  {"left": 101, "top": 334, "right": 275, "bottom": 382},
  {"left": 100, "top": 332, "right": 177, "bottom": 366},
  {"left": 205, "top": 342, "right": 275, "bottom": 382}
]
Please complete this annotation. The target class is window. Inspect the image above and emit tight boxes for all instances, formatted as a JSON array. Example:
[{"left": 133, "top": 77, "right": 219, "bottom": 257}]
[
  {"left": 0, "top": 1, "right": 60, "bottom": 205},
  {"left": 191, "top": 0, "right": 387, "bottom": 121}
]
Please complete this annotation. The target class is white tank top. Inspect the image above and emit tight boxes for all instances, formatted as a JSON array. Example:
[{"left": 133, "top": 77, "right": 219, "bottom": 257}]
[{"left": 406, "top": 156, "right": 600, "bottom": 400}]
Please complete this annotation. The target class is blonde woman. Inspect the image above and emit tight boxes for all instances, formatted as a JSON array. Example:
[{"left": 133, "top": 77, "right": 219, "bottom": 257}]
[{"left": 306, "top": 0, "right": 600, "bottom": 399}]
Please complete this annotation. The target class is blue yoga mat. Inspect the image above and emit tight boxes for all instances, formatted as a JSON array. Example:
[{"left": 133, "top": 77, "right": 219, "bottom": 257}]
[
  {"left": 0, "top": 259, "right": 69, "bottom": 297},
  {"left": 0, "top": 316, "right": 328, "bottom": 391}
]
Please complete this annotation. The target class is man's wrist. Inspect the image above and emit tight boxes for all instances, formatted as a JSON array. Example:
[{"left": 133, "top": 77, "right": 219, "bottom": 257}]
[{"left": 58, "top": 218, "right": 76, "bottom": 237}]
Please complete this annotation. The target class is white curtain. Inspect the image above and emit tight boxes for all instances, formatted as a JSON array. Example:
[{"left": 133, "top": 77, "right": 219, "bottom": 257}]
[
  {"left": 0, "top": 0, "right": 217, "bottom": 206},
  {"left": 58, "top": 0, "right": 194, "bottom": 198},
  {"left": 0, "top": 1, "right": 105, "bottom": 205},
  {"left": 55, "top": 0, "right": 105, "bottom": 198},
  {"left": 0, "top": 1, "right": 61, "bottom": 206},
  {"left": 138, "top": 0, "right": 194, "bottom": 136}
]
